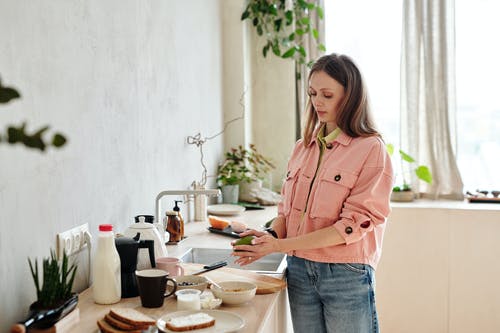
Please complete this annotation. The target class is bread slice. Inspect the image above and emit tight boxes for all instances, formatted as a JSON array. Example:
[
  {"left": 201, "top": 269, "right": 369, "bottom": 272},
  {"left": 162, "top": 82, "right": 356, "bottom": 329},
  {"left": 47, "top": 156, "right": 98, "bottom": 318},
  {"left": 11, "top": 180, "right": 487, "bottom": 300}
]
[
  {"left": 104, "top": 313, "right": 150, "bottom": 331},
  {"left": 108, "top": 308, "right": 156, "bottom": 327},
  {"left": 97, "top": 318, "right": 142, "bottom": 333},
  {"left": 164, "top": 312, "right": 216, "bottom": 332}
]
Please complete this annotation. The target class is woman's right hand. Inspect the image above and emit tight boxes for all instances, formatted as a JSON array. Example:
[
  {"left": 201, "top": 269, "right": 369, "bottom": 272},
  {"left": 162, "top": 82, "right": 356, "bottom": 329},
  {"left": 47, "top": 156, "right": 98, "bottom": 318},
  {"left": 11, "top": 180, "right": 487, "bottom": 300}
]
[{"left": 230, "top": 229, "right": 267, "bottom": 246}]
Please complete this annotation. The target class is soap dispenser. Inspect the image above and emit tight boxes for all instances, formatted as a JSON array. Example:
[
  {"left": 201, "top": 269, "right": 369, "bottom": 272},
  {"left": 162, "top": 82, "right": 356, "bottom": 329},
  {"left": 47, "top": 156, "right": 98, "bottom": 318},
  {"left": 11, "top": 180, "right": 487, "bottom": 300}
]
[{"left": 173, "top": 200, "right": 185, "bottom": 239}]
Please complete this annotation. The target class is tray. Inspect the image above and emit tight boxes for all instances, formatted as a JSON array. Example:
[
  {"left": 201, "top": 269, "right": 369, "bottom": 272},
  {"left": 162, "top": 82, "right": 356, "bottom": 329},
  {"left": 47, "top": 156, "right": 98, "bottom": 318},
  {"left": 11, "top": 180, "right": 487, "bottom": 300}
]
[
  {"left": 467, "top": 196, "right": 500, "bottom": 204},
  {"left": 207, "top": 226, "right": 242, "bottom": 238}
]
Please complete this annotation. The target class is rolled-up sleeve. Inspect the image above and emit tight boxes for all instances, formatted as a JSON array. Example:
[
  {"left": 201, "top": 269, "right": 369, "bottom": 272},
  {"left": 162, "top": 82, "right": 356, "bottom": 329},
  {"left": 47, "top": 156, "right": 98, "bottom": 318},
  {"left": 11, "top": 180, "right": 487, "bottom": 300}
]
[{"left": 332, "top": 141, "right": 394, "bottom": 244}]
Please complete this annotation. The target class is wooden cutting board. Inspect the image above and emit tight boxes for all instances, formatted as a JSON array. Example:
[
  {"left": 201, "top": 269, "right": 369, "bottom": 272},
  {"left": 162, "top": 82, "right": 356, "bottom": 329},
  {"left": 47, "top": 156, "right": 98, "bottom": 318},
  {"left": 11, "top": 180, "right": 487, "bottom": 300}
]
[{"left": 181, "top": 263, "right": 286, "bottom": 294}]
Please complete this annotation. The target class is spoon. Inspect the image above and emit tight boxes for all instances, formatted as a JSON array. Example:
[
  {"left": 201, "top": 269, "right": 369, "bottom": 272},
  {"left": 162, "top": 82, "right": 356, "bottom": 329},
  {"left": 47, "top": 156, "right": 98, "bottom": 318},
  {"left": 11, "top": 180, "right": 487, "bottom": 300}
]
[{"left": 204, "top": 276, "right": 225, "bottom": 291}]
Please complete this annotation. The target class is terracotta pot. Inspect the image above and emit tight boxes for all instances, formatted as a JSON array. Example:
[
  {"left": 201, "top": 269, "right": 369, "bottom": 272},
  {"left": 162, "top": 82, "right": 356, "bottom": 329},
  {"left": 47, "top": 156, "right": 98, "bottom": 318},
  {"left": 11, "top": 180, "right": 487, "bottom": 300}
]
[{"left": 390, "top": 190, "right": 415, "bottom": 202}]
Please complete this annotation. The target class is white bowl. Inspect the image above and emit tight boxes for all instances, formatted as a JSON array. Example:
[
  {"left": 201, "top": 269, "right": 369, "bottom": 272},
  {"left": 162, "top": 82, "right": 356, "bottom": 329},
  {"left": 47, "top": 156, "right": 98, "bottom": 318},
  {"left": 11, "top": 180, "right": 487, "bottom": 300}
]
[
  {"left": 210, "top": 281, "right": 257, "bottom": 305},
  {"left": 169, "top": 275, "right": 208, "bottom": 293}
]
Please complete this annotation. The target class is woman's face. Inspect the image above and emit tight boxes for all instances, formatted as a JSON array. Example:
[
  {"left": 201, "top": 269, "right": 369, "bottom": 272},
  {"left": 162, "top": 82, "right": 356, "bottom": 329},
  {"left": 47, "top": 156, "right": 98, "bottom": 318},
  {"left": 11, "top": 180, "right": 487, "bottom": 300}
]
[{"left": 308, "top": 70, "right": 345, "bottom": 132}]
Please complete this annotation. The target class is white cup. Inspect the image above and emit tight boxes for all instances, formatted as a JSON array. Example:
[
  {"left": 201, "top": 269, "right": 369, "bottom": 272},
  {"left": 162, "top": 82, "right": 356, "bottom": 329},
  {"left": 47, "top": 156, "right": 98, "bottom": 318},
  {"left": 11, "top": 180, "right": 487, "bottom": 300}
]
[{"left": 175, "top": 289, "right": 201, "bottom": 310}]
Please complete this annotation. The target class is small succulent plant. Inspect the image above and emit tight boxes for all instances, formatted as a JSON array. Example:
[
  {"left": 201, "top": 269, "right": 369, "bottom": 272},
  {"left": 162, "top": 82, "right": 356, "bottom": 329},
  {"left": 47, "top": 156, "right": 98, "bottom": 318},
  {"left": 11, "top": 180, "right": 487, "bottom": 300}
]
[{"left": 28, "top": 250, "right": 77, "bottom": 308}]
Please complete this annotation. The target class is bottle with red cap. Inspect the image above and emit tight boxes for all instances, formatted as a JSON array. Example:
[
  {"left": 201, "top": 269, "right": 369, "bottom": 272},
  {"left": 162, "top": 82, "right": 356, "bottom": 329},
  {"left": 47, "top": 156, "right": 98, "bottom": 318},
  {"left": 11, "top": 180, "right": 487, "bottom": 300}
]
[{"left": 92, "top": 224, "right": 121, "bottom": 304}]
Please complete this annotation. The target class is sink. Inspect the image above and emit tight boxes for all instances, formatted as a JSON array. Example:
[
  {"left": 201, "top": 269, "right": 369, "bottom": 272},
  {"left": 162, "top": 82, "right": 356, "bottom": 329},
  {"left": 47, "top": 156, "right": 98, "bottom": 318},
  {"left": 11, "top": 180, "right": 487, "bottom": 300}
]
[{"left": 179, "top": 247, "right": 287, "bottom": 274}]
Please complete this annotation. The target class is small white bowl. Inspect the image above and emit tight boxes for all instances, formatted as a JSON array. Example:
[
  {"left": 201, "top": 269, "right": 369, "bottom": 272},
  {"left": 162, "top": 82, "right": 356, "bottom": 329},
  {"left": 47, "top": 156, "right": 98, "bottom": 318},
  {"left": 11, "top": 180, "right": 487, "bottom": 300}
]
[{"left": 210, "top": 281, "right": 257, "bottom": 305}]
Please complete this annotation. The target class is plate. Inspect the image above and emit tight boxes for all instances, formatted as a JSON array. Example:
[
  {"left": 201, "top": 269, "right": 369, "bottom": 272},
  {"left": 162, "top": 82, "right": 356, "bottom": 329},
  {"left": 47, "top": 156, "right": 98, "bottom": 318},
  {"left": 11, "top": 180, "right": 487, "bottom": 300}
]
[
  {"left": 207, "top": 204, "right": 246, "bottom": 216},
  {"left": 157, "top": 310, "right": 245, "bottom": 333}
]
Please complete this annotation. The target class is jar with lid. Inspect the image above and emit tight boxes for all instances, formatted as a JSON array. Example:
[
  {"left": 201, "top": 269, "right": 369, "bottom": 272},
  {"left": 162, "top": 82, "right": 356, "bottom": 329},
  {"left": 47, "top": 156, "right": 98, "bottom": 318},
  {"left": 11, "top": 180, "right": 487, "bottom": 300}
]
[
  {"left": 165, "top": 211, "right": 182, "bottom": 243},
  {"left": 92, "top": 224, "right": 121, "bottom": 304}
]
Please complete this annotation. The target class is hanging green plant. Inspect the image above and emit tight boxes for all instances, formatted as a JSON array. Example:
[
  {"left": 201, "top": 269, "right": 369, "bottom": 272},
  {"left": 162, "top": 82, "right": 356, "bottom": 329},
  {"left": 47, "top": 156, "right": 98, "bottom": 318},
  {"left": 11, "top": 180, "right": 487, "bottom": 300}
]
[
  {"left": 241, "top": 0, "right": 325, "bottom": 67},
  {"left": 0, "top": 75, "right": 67, "bottom": 151}
]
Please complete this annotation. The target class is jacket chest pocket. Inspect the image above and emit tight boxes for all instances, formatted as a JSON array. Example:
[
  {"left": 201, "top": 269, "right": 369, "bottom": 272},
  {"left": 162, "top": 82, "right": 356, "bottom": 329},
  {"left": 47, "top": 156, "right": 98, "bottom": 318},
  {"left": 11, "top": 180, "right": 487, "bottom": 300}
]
[
  {"left": 282, "top": 167, "right": 301, "bottom": 215},
  {"left": 310, "top": 168, "right": 359, "bottom": 219}
]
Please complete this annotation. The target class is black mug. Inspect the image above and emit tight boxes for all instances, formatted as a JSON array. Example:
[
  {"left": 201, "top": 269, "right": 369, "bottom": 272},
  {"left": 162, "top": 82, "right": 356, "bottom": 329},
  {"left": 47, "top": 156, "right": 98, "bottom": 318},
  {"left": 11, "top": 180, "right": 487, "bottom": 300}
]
[{"left": 135, "top": 269, "right": 177, "bottom": 308}]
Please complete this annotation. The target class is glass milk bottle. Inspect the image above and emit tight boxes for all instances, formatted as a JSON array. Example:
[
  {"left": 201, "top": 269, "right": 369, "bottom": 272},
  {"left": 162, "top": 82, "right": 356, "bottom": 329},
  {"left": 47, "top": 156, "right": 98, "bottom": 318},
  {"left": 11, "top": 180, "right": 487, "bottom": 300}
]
[{"left": 92, "top": 224, "right": 121, "bottom": 304}]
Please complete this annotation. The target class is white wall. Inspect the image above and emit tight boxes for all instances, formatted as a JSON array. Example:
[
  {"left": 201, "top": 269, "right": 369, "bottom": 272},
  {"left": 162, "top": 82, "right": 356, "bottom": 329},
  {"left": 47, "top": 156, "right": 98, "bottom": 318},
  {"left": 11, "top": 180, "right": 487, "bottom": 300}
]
[{"left": 0, "top": 1, "right": 229, "bottom": 330}]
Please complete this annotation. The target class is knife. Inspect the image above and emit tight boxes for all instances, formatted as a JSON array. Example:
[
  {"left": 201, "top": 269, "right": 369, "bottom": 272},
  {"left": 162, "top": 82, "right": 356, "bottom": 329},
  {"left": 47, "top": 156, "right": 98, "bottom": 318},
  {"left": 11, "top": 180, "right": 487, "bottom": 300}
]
[{"left": 191, "top": 261, "right": 228, "bottom": 275}]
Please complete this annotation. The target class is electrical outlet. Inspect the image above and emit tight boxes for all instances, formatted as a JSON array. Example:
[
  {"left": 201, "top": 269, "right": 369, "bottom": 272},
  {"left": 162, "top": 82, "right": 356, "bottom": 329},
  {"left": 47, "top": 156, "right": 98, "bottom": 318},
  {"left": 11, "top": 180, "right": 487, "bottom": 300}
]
[{"left": 57, "top": 223, "right": 89, "bottom": 260}]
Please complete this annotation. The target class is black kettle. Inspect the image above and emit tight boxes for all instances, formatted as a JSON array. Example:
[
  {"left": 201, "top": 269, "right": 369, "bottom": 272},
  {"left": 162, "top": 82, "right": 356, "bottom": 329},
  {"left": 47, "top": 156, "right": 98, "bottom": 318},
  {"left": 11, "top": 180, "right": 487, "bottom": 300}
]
[{"left": 115, "top": 233, "right": 155, "bottom": 298}]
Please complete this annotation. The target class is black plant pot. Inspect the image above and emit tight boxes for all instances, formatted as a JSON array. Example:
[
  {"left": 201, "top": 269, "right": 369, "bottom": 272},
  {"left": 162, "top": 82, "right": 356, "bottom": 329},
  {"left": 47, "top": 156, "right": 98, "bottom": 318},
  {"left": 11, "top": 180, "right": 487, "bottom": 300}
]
[{"left": 16, "top": 293, "right": 79, "bottom": 330}]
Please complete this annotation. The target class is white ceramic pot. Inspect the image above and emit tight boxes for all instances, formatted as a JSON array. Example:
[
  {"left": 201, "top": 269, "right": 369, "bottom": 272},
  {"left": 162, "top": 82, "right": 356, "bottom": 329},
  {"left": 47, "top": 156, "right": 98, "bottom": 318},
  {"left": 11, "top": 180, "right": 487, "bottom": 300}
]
[{"left": 221, "top": 184, "right": 239, "bottom": 204}]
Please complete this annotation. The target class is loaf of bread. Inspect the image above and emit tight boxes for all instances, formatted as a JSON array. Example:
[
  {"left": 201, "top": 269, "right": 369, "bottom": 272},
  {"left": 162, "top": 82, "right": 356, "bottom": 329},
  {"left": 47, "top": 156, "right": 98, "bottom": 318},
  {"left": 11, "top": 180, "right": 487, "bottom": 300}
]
[{"left": 164, "top": 313, "right": 216, "bottom": 332}]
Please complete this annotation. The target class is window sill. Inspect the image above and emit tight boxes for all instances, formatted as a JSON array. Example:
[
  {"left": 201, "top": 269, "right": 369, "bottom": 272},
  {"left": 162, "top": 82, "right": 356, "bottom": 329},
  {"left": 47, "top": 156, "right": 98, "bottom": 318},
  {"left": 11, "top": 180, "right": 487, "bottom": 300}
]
[{"left": 390, "top": 199, "right": 500, "bottom": 212}]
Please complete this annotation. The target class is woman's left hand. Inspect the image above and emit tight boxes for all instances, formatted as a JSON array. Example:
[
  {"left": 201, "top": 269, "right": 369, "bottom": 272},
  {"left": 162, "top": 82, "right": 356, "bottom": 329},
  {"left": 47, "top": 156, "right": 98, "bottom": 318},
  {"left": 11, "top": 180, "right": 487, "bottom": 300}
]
[{"left": 232, "top": 234, "right": 281, "bottom": 266}]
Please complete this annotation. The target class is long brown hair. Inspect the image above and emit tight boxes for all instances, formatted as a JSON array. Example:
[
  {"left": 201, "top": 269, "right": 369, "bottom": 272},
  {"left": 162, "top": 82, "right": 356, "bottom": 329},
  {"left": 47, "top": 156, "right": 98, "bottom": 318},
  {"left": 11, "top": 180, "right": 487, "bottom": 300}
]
[{"left": 302, "top": 53, "right": 380, "bottom": 146}]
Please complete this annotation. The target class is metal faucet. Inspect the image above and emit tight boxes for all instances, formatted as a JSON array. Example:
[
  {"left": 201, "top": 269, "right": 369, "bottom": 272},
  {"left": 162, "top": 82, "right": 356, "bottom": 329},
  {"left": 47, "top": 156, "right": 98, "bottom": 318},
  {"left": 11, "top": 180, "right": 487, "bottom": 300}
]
[{"left": 155, "top": 189, "right": 221, "bottom": 226}]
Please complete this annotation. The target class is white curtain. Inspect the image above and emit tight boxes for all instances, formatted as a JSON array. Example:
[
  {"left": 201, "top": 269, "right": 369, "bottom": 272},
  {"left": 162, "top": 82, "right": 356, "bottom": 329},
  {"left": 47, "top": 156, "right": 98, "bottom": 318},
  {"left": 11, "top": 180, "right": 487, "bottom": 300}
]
[
  {"left": 296, "top": 0, "right": 325, "bottom": 139},
  {"left": 401, "top": 0, "right": 464, "bottom": 199}
]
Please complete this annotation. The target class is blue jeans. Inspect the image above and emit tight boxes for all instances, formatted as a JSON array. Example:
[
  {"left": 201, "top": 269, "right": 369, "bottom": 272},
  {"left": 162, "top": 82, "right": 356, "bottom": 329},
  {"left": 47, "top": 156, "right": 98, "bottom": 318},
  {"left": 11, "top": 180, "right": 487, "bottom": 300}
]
[{"left": 286, "top": 256, "right": 379, "bottom": 333}]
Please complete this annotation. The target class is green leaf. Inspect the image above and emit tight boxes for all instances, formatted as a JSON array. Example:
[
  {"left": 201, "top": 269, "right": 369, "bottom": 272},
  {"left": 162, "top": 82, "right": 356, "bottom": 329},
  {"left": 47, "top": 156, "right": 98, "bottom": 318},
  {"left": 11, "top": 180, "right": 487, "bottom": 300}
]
[
  {"left": 297, "top": 46, "right": 306, "bottom": 57},
  {"left": 312, "top": 28, "right": 319, "bottom": 40},
  {"left": 300, "top": 17, "right": 310, "bottom": 25},
  {"left": 263, "top": 44, "right": 270, "bottom": 57},
  {"left": 399, "top": 149, "right": 416, "bottom": 163},
  {"left": 415, "top": 166, "right": 433, "bottom": 184},
  {"left": 285, "top": 10, "right": 293, "bottom": 25},
  {"left": 318, "top": 43, "right": 326, "bottom": 52},
  {"left": 256, "top": 25, "right": 263, "bottom": 36},
  {"left": 252, "top": 17, "right": 259, "bottom": 26},
  {"left": 297, "top": 0, "right": 308, "bottom": 9},
  {"left": 0, "top": 85, "right": 21, "bottom": 104},
  {"left": 296, "top": 28, "right": 305, "bottom": 35},
  {"left": 282, "top": 47, "right": 296, "bottom": 58},
  {"left": 272, "top": 41, "right": 281, "bottom": 56},
  {"left": 288, "top": 32, "right": 295, "bottom": 41},
  {"left": 317, "top": 6, "right": 324, "bottom": 19},
  {"left": 386, "top": 143, "right": 394, "bottom": 156},
  {"left": 274, "top": 18, "right": 282, "bottom": 32},
  {"left": 268, "top": 4, "right": 278, "bottom": 16},
  {"left": 52, "top": 133, "right": 67, "bottom": 147},
  {"left": 241, "top": 10, "right": 250, "bottom": 20}
]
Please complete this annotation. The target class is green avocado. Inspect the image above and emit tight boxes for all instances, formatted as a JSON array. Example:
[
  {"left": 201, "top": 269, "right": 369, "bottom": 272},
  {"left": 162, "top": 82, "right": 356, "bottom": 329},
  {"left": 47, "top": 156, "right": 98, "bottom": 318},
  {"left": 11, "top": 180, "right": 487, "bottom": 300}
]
[{"left": 234, "top": 235, "right": 255, "bottom": 246}]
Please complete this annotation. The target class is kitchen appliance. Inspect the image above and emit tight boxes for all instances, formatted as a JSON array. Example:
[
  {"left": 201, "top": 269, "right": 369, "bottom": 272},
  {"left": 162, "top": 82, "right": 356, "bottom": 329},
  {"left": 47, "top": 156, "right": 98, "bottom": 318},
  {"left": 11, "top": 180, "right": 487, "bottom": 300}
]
[
  {"left": 123, "top": 215, "right": 168, "bottom": 270},
  {"left": 115, "top": 233, "right": 155, "bottom": 298}
]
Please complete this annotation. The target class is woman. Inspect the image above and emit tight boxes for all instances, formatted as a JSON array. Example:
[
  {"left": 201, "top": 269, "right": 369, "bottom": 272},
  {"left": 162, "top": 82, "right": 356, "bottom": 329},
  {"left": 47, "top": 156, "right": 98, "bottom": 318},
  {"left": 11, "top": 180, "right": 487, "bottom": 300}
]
[{"left": 232, "top": 53, "right": 394, "bottom": 333}]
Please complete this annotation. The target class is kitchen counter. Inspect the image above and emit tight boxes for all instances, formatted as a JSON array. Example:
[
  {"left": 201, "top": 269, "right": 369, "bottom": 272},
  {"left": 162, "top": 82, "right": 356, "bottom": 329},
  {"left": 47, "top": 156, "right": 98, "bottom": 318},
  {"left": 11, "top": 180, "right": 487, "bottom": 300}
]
[{"left": 72, "top": 205, "right": 291, "bottom": 333}]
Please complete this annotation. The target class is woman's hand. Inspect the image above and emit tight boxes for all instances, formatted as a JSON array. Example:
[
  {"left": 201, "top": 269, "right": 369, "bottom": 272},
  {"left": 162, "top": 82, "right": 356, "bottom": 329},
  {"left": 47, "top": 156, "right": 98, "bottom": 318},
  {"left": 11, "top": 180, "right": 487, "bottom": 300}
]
[{"left": 232, "top": 231, "right": 281, "bottom": 266}]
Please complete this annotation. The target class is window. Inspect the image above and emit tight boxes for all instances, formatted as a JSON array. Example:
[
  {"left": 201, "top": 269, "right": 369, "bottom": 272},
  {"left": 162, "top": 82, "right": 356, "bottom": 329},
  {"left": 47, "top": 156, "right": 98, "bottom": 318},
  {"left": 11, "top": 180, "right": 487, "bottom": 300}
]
[
  {"left": 325, "top": 0, "right": 500, "bottom": 192},
  {"left": 456, "top": 0, "right": 500, "bottom": 192}
]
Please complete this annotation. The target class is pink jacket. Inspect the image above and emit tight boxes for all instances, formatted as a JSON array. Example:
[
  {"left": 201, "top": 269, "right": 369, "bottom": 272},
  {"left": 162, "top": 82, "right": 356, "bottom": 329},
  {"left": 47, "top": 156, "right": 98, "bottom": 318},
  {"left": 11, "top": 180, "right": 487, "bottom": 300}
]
[{"left": 277, "top": 130, "right": 394, "bottom": 269}]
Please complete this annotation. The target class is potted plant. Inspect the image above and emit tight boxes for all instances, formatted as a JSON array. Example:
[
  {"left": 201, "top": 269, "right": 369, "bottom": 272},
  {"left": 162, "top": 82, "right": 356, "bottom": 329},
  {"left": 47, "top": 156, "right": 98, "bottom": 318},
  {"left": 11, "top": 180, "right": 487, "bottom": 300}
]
[
  {"left": 11, "top": 250, "right": 79, "bottom": 332},
  {"left": 387, "top": 144, "right": 433, "bottom": 202},
  {"left": 217, "top": 144, "right": 275, "bottom": 203}
]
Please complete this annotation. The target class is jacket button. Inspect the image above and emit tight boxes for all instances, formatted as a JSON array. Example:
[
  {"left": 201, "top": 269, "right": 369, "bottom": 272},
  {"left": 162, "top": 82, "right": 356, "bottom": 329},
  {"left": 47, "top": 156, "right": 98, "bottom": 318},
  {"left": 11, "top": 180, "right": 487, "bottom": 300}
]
[
  {"left": 345, "top": 226, "right": 353, "bottom": 234},
  {"left": 286, "top": 171, "right": 290, "bottom": 177},
  {"left": 326, "top": 143, "right": 333, "bottom": 149},
  {"left": 334, "top": 174, "right": 341, "bottom": 181}
]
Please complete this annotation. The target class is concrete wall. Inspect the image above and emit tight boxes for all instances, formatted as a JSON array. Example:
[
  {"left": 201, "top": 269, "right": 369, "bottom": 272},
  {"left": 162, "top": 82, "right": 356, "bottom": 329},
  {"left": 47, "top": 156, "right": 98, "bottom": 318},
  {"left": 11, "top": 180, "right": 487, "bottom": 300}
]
[
  {"left": 0, "top": 1, "right": 230, "bottom": 330},
  {"left": 0, "top": 0, "right": 297, "bottom": 329}
]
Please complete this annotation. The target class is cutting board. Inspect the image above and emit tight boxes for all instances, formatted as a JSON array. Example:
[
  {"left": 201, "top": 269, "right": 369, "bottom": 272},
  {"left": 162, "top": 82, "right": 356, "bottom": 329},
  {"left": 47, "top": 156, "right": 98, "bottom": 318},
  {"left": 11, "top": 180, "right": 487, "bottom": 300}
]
[{"left": 181, "top": 263, "right": 286, "bottom": 294}]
